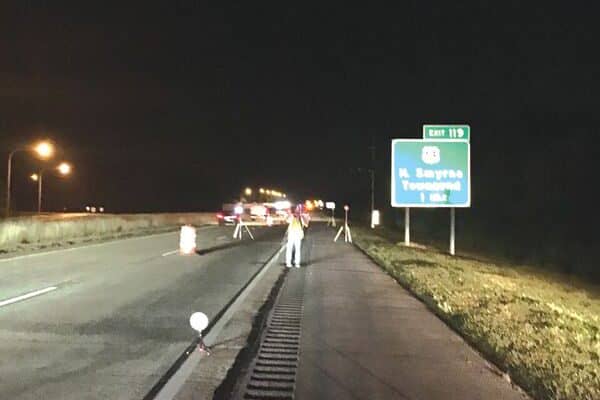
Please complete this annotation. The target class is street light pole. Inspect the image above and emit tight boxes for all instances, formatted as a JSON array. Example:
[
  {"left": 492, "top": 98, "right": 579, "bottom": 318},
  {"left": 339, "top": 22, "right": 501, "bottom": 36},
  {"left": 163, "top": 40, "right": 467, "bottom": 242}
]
[
  {"left": 5, "top": 141, "right": 55, "bottom": 217},
  {"left": 37, "top": 169, "right": 43, "bottom": 214},
  {"left": 36, "top": 163, "right": 71, "bottom": 213}
]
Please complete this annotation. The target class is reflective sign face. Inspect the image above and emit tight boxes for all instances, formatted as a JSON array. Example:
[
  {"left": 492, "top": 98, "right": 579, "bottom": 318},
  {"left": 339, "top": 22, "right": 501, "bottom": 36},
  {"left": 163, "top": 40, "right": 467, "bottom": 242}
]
[
  {"left": 423, "top": 125, "right": 470, "bottom": 141},
  {"left": 391, "top": 139, "right": 470, "bottom": 208}
]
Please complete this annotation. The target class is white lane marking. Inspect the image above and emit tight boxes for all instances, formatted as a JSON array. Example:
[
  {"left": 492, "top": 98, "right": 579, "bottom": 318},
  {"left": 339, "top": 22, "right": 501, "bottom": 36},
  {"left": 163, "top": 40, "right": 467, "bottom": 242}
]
[
  {"left": 162, "top": 250, "right": 179, "bottom": 257},
  {"left": 0, "top": 227, "right": 214, "bottom": 264},
  {"left": 0, "top": 286, "right": 58, "bottom": 307},
  {"left": 154, "top": 244, "right": 286, "bottom": 400}
]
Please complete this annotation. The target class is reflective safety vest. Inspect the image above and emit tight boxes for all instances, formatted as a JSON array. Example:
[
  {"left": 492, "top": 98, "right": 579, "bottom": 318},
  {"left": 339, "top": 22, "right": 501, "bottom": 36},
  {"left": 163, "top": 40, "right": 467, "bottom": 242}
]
[{"left": 288, "top": 217, "right": 304, "bottom": 239}]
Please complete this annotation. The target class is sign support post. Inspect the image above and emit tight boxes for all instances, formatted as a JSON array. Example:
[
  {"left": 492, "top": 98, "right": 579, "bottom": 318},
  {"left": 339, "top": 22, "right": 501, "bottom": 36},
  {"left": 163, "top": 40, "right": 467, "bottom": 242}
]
[
  {"left": 404, "top": 207, "right": 410, "bottom": 246},
  {"left": 450, "top": 207, "right": 455, "bottom": 255}
]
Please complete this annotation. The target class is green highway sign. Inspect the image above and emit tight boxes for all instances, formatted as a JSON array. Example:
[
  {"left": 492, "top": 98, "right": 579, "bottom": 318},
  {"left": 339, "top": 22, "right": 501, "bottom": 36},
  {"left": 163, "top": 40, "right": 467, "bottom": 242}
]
[
  {"left": 423, "top": 125, "right": 470, "bottom": 141},
  {"left": 391, "top": 139, "right": 471, "bottom": 208}
]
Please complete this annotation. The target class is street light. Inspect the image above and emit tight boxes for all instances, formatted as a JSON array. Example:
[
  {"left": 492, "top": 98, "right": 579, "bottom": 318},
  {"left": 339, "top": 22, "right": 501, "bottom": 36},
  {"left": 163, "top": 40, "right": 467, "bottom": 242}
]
[
  {"left": 33, "top": 161, "right": 72, "bottom": 214},
  {"left": 244, "top": 187, "right": 252, "bottom": 196},
  {"left": 57, "top": 162, "right": 71, "bottom": 175},
  {"left": 5, "top": 140, "right": 55, "bottom": 217},
  {"left": 34, "top": 141, "right": 54, "bottom": 159}
]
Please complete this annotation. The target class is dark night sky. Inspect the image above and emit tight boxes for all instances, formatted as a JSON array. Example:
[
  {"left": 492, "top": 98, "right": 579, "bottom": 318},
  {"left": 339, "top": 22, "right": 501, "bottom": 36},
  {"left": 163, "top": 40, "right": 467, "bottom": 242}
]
[{"left": 1, "top": 2, "right": 598, "bottom": 221}]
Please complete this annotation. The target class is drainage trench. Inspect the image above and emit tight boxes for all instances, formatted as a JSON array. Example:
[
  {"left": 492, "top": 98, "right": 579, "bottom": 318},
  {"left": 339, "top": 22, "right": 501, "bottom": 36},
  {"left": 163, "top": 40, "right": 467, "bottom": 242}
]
[{"left": 235, "top": 269, "right": 306, "bottom": 400}]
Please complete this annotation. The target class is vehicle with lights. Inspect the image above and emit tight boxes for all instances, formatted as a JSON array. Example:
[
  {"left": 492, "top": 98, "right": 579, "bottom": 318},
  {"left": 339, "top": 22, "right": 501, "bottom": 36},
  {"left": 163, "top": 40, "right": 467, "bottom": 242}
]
[
  {"left": 248, "top": 202, "right": 289, "bottom": 225},
  {"left": 216, "top": 203, "right": 241, "bottom": 226},
  {"left": 268, "top": 205, "right": 289, "bottom": 225},
  {"left": 249, "top": 203, "right": 268, "bottom": 221}
]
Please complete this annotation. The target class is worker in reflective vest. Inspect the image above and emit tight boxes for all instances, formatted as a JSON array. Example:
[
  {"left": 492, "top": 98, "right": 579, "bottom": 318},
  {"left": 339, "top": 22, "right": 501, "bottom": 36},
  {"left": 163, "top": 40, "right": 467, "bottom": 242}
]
[{"left": 285, "top": 210, "right": 304, "bottom": 268}]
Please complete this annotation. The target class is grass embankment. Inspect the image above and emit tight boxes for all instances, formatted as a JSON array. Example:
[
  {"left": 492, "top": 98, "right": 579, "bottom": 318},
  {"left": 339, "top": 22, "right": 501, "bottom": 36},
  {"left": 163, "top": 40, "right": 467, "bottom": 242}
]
[
  {"left": 354, "top": 227, "right": 599, "bottom": 400},
  {"left": 0, "top": 213, "right": 214, "bottom": 254}
]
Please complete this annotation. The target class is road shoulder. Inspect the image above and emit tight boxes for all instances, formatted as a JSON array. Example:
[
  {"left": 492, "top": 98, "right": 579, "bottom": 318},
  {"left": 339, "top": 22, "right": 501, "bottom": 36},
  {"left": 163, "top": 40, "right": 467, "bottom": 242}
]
[
  {"left": 172, "top": 256, "right": 286, "bottom": 400},
  {"left": 295, "top": 226, "right": 529, "bottom": 400}
]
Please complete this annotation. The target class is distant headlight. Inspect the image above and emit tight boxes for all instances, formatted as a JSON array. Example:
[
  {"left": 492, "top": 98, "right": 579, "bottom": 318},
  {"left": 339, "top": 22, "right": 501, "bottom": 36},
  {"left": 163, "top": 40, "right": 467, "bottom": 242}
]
[{"left": 274, "top": 200, "right": 291, "bottom": 210}]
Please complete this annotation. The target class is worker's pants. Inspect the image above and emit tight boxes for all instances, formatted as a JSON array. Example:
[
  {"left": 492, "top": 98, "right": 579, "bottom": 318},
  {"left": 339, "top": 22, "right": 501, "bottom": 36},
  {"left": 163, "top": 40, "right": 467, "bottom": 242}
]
[{"left": 286, "top": 236, "right": 302, "bottom": 266}]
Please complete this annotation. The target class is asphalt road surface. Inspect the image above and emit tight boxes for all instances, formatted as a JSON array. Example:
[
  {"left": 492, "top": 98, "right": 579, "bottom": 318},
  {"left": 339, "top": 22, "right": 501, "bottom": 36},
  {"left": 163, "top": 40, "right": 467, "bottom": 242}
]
[{"left": 0, "top": 225, "right": 285, "bottom": 400}]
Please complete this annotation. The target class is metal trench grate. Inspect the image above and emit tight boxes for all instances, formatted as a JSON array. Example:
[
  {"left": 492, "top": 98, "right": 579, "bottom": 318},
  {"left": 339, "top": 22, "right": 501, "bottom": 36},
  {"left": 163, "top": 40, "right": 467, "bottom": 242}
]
[{"left": 241, "top": 270, "right": 305, "bottom": 400}]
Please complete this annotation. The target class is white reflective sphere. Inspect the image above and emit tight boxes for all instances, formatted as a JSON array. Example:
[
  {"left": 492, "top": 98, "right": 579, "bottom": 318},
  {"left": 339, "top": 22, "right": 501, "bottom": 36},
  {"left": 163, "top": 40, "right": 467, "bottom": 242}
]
[{"left": 189, "top": 312, "right": 209, "bottom": 333}]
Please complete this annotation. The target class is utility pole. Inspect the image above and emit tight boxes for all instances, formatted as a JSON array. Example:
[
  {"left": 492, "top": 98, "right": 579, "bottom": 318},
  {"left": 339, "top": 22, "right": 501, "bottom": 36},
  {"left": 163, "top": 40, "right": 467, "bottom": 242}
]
[{"left": 369, "top": 144, "right": 375, "bottom": 228}]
